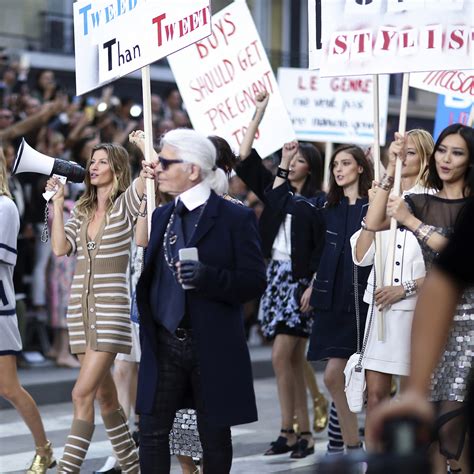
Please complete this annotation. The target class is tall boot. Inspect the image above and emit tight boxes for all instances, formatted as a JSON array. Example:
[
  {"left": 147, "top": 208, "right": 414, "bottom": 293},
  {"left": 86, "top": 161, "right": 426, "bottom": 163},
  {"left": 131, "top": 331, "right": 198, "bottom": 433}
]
[
  {"left": 303, "top": 360, "right": 328, "bottom": 432},
  {"left": 57, "top": 419, "right": 94, "bottom": 473},
  {"left": 102, "top": 406, "right": 139, "bottom": 474}
]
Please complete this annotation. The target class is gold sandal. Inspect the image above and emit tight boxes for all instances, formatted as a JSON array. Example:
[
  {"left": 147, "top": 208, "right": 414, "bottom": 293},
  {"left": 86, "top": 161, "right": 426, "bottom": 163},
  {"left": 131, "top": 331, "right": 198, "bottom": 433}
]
[
  {"left": 27, "top": 440, "right": 56, "bottom": 474},
  {"left": 313, "top": 393, "right": 329, "bottom": 432}
]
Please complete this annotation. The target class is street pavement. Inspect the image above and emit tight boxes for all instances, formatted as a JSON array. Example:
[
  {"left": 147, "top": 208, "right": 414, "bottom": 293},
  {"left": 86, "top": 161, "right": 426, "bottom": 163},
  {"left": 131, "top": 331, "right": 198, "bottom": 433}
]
[{"left": 0, "top": 374, "right": 352, "bottom": 474}]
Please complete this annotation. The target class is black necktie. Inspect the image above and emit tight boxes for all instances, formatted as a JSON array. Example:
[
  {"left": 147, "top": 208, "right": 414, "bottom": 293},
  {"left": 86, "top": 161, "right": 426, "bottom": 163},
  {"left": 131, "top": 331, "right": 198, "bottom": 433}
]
[
  {"left": 175, "top": 199, "right": 193, "bottom": 244},
  {"left": 158, "top": 200, "right": 187, "bottom": 334},
  {"left": 168, "top": 200, "right": 186, "bottom": 260},
  {"left": 175, "top": 199, "right": 188, "bottom": 217}
]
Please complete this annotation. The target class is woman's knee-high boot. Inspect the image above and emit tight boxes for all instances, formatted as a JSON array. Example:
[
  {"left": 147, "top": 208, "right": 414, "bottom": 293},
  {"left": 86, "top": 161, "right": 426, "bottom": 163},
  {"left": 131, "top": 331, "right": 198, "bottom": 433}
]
[
  {"left": 57, "top": 419, "right": 95, "bottom": 473},
  {"left": 102, "top": 406, "right": 139, "bottom": 473}
]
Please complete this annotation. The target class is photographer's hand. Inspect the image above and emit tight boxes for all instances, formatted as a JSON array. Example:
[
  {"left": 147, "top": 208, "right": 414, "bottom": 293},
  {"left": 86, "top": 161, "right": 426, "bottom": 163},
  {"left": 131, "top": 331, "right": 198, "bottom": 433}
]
[{"left": 368, "top": 389, "right": 434, "bottom": 451}]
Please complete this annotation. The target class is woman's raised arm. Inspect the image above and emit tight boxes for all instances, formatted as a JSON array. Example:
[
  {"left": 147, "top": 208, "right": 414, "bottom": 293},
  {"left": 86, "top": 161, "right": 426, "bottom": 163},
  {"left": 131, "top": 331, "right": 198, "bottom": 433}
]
[
  {"left": 364, "top": 133, "right": 405, "bottom": 232},
  {"left": 239, "top": 90, "right": 269, "bottom": 160}
]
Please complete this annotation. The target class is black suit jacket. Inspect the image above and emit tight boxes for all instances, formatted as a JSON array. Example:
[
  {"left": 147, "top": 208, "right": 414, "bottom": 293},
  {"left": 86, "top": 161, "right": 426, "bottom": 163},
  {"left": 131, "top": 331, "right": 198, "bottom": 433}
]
[
  {"left": 236, "top": 149, "right": 325, "bottom": 279},
  {"left": 136, "top": 191, "right": 267, "bottom": 427}
]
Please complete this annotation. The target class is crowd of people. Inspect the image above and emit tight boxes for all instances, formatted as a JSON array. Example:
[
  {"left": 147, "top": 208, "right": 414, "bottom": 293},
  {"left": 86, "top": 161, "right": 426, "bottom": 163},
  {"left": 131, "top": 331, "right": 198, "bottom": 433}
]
[
  {"left": 0, "top": 61, "right": 195, "bottom": 361},
  {"left": 0, "top": 58, "right": 473, "bottom": 474}
]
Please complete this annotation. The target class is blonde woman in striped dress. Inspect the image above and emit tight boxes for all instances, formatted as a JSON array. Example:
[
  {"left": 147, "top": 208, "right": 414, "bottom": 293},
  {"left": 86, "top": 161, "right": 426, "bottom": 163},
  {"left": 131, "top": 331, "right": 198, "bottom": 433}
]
[{"left": 46, "top": 143, "right": 146, "bottom": 473}]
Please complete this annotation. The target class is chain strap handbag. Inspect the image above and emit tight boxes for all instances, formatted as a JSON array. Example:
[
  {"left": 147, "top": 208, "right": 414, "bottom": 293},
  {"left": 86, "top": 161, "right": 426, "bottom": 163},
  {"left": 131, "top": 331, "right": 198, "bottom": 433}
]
[{"left": 344, "top": 264, "right": 376, "bottom": 413}]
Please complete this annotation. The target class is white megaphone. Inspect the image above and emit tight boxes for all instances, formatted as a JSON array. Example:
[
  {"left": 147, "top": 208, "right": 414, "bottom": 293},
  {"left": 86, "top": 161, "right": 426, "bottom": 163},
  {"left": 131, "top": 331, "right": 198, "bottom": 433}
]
[{"left": 12, "top": 138, "right": 86, "bottom": 201}]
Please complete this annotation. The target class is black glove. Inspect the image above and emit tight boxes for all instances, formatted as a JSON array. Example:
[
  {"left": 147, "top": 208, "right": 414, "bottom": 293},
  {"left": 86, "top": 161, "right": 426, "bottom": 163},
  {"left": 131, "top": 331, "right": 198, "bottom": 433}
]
[{"left": 179, "top": 260, "right": 209, "bottom": 287}]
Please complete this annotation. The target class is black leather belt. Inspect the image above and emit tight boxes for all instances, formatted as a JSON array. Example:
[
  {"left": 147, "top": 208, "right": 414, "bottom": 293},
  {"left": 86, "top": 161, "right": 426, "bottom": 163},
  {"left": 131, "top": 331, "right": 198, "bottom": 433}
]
[{"left": 174, "top": 327, "right": 192, "bottom": 341}]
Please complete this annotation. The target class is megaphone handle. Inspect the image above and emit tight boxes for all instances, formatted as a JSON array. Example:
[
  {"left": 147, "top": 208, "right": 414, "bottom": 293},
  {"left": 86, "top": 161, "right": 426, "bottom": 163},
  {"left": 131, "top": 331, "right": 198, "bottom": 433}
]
[{"left": 43, "top": 174, "right": 67, "bottom": 202}]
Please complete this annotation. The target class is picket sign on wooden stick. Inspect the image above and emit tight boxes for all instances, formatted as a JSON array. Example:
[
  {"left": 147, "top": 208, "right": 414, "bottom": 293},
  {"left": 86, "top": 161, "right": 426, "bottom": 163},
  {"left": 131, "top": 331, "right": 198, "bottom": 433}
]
[
  {"left": 141, "top": 66, "right": 156, "bottom": 236},
  {"left": 324, "top": 141, "right": 334, "bottom": 192},
  {"left": 385, "top": 73, "right": 410, "bottom": 292},
  {"left": 371, "top": 74, "right": 385, "bottom": 342}
]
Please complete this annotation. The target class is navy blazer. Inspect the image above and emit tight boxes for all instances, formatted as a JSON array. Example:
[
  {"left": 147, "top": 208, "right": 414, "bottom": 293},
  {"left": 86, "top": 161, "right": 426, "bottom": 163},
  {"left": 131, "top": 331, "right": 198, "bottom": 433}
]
[
  {"left": 236, "top": 150, "right": 326, "bottom": 279},
  {"left": 135, "top": 191, "right": 266, "bottom": 427},
  {"left": 264, "top": 181, "right": 325, "bottom": 278},
  {"left": 310, "top": 198, "right": 371, "bottom": 312}
]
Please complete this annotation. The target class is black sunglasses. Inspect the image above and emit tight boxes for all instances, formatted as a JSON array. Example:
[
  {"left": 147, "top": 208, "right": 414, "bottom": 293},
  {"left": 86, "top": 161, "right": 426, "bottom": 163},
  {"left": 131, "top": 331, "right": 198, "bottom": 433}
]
[{"left": 158, "top": 156, "right": 184, "bottom": 170}]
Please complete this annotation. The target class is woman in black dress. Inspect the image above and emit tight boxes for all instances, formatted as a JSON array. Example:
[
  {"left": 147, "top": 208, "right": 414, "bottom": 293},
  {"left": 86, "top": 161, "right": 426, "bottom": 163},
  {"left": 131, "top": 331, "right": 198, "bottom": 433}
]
[
  {"left": 236, "top": 91, "right": 327, "bottom": 458},
  {"left": 308, "top": 145, "right": 373, "bottom": 451},
  {"left": 367, "top": 123, "right": 474, "bottom": 473}
]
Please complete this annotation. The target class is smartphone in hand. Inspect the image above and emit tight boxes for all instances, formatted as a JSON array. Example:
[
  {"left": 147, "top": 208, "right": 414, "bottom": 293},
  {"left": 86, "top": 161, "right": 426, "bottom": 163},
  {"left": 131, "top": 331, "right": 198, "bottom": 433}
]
[{"left": 179, "top": 247, "right": 199, "bottom": 290}]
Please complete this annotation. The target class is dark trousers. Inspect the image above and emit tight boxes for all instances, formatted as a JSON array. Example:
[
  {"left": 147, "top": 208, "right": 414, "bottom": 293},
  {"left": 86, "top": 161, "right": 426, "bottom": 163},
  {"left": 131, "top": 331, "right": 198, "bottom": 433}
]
[{"left": 139, "top": 325, "right": 233, "bottom": 474}]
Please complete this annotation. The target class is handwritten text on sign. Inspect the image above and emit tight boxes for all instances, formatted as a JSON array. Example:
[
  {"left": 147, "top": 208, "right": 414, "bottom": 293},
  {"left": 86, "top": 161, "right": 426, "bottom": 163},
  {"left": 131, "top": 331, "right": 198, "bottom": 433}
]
[
  {"left": 168, "top": 2, "right": 295, "bottom": 157},
  {"left": 73, "top": 0, "right": 211, "bottom": 95},
  {"left": 278, "top": 68, "right": 389, "bottom": 145},
  {"left": 410, "top": 70, "right": 474, "bottom": 101},
  {"left": 308, "top": 0, "right": 473, "bottom": 76}
]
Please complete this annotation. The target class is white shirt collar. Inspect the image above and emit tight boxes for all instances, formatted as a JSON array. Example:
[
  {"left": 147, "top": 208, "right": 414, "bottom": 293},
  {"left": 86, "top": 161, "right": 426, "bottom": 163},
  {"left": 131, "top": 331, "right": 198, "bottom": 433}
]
[{"left": 176, "top": 181, "right": 211, "bottom": 211}]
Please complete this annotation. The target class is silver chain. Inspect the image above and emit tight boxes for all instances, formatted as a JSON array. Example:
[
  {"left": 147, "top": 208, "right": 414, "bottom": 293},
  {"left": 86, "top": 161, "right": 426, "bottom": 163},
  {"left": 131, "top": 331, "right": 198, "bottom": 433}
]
[
  {"left": 41, "top": 203, "right": 49, "bottom": 243},
  {"left": 163, "top": 202, "right": 206, "bottom": 279},
  {"left": 353, "top": 263, "right": 376, "bottom": 371}
]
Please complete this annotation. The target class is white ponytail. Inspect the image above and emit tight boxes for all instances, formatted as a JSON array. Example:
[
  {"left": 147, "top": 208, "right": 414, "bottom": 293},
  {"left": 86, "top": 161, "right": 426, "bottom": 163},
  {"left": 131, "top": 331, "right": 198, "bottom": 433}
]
[
  {"left": 161, "top": 128, "right": 229, "bottom": 195},
  {"left": 206, "top": 167, "right": 229, "bottom": 195}
]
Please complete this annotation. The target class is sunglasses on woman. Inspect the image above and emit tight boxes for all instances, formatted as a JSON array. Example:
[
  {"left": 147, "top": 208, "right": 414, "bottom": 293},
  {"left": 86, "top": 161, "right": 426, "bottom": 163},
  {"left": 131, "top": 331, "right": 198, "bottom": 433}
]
[{"left": 158, "top": 156, "right": 184, "bottom": 170}]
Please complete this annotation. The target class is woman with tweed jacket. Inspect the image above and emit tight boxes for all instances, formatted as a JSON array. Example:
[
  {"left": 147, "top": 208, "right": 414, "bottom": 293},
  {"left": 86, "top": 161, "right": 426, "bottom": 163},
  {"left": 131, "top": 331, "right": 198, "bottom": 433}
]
[{"left": 46, "top": 143, "right": 147, "bottom": 473}]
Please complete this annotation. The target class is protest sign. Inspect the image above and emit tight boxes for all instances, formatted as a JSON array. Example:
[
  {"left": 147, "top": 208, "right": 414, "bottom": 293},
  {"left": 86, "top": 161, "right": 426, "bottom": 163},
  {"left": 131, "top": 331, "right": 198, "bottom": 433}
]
[
  {"left": 167, "top": 1, "right": 295, "bottom": 157},
  {"left": 74, "top": 0, "right": 211, "bottom": 95},
  {"left": 308, "top": 0, "right": 474, "bottom": 77},
  {"left": 277, "top": 68, "right": 389, "bottom": 145},
  {"left": 434, "top": 94, "right": 473, "bottom": 140},
  {"left": 410, "top": 70, "right": 474, "bottom": 101}
]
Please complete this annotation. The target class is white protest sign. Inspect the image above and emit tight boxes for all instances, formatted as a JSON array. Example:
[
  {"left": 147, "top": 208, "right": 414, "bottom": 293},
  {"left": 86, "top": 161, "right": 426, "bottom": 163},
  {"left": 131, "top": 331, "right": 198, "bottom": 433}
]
[
  {"left": 167, "top": 1, "right": 295, "bottom": 157},
  {"left": 410, "top": 70, "right": 474, "bottom": 101},
  {"left": 277, "top": 68, "right": 389, "bottom": 145},
  {"left": 73, "top": 0, "right": 211, "bottom": 95},
  {"left": 309, "top": 0, "right": 474, "bottom": 77}
]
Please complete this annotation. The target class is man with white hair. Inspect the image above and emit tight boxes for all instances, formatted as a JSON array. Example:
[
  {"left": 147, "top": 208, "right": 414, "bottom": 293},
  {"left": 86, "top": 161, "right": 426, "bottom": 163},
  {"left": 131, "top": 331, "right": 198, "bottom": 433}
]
[{"left": 135, "top": 128, "right": 267, "bottom": 473}]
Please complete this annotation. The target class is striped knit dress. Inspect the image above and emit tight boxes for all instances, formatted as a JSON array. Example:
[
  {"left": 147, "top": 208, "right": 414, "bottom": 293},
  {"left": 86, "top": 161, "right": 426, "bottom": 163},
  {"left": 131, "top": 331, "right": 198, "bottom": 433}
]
[{"left": 64, "top": 181, "right": 141, "bottom": 355}]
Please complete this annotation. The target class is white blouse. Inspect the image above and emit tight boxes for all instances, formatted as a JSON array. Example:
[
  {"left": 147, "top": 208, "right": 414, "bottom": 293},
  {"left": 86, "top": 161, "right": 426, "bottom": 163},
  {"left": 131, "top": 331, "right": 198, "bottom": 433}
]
[
  {"left": 350, "top": 186, "right": 429, "bottom": 311},
  {"left": 272, "top": 214, "right": 292, "bottom": 261}
]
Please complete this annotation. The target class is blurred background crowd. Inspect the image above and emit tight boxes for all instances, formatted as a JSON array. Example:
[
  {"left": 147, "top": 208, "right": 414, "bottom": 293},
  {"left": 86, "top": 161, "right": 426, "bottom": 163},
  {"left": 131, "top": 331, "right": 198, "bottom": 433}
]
[{"left": 0, "top": 56, "right": 275, "bottom": 367}]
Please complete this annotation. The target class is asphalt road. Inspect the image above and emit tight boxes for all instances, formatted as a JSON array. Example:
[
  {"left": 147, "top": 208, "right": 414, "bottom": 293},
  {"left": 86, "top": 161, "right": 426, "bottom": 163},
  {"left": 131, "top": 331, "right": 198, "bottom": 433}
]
[{"left": 0, "top": 376, "right": 340, "bottom": 474}]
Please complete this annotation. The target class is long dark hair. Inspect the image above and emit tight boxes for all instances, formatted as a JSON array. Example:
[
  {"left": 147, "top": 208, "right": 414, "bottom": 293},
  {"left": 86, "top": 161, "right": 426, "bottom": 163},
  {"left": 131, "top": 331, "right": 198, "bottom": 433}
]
[
  {"left": 326, "top": 145, "right": 373, "bottom": 207},
  {"left": 424, "top": 123, "right": 474, "bottom": 196},
  {"left": 298, "top": 142, "right": 323, "bottom": 198}
]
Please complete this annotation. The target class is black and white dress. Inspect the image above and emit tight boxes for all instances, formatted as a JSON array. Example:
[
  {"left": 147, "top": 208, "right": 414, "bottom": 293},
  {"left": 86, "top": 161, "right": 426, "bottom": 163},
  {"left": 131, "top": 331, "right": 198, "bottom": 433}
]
[
  {"left": 259, "top": 214, "right": 313, "bottom": 339},
  {"left": 405, "top": 193, "right": 473, "bottom": 460}
]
